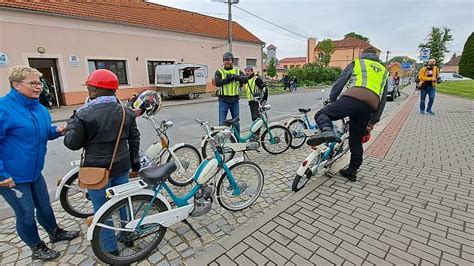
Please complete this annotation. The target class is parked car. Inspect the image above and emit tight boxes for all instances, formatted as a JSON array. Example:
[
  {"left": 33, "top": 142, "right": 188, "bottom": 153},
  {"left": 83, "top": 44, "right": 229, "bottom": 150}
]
[
  {"left": 439, "top": 72, "right": 472, "bottom": 82},
  {"left": 386, "top": 77, "right": 399, "bottom": 101}
]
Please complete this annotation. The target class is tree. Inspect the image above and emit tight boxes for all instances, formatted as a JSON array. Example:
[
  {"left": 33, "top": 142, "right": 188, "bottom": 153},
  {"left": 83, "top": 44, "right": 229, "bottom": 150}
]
[
  {"left": 459, "top": 32, "right": 474, "bottom": 78},
  {"left": 387, "top": 56, "right": 416, "bottom": 65},
  {"left": 419, "top": 27, "right": 453, "bottom": 66},
  {"left": 344, "top": 32, "right": 370, "bottom": 43},
  {"left": 318, "top": 39, "right": 335, "bottom": 67},
  {"left": 267, "top": 58, "right": 277, "bottom": 78}
]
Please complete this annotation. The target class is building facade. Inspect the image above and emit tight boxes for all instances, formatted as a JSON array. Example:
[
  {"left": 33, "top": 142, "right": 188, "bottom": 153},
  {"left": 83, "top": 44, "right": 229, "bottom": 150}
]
[{"left": 0, "top": 1, "right": 263, "bottom": 106}]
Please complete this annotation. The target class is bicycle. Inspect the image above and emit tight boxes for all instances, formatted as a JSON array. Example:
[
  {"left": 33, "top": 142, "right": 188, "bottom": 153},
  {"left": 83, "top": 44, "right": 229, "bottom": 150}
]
[
  {"left": 201, "top": 100, "right": 292, "bottom": 160},
  {"left": 56, "top": 115, "right": 202, "bottom": 218},
  {"left": 86, "top": 119, "right": 264, "bottom": 265},
  {"left": 292, "top": 116, "right": 349, "bottom": 192},
  {"left": 285, "top": 90, "right": 326, "bottom": 149}
]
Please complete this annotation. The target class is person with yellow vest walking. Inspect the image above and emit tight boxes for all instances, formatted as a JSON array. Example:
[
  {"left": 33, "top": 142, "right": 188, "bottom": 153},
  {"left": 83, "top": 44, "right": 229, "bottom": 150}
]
[
  {"left": 214, "top": 52, "right": 248, "bottom": 133},
  {"left": 244, "top": 66, "right": 268, "bottom": 122},
  {"left": 306, "top": 47, "right": 389, "bottom": 182},
  {"left": 417, "top": 58, "right": 439, "bottom": 115}
]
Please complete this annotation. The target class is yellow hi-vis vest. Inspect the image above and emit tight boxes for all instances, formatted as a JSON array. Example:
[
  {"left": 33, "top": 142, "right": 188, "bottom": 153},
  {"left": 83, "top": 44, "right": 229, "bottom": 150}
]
[
  {"left": 217, "top": 67, "right": 241, "bottom": 96},
  {"left": 245, "top": 76, "right": 258, "bottom": 101},
  {"left": 352, "top": 59, "right": 389, "bottom": 98}
]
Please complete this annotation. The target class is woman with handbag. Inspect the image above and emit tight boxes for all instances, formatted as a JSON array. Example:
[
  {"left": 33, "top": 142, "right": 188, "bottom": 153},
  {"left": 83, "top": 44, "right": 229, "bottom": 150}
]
[
  {"left": 63, "top": 69, "right": 142, "bottom": 255},
  {"left": 0, "top": 66, "right": 80, "bottom": 261}
]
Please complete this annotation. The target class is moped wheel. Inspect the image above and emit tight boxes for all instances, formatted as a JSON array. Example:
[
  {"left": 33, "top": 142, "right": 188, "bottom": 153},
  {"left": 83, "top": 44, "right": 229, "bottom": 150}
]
[
  {"left": 201, "top": 132, "right": 236, "bottom": 162},
  {"left": 292, "top": 154, "right": 323, "bottom": 192},
  {"left": 167, "top": 144, "right": 202, "bottom": 186},
  {"left": 90, "top": 195, "right": 168, "bottom": 265},
  {"left": 261, "top": 125, "right": 292, "bottom": 154},
  {"left": 59, "top": 173, "right": 94, "bottom": 218},
  {"left": 288, "top": 119, "right": 307, "bottom": 149},
  {"left": 217, "top": 161, "right": 264, "bottom": 211}
]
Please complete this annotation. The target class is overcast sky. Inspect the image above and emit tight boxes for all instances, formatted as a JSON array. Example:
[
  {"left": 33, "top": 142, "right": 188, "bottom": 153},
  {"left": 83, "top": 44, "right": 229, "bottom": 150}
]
[{"left": 151, "top": 0, "right": 473, "bottom": 63}]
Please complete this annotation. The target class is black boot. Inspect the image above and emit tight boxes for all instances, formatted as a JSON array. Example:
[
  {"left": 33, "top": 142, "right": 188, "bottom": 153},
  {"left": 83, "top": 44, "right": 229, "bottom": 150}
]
[
  {"left": 31, "top": 241, "right": 60, "bottom": 261},
  {"left": 306, "top": 128, "right": 340, "bottom": 146},
  {"left": 49, "top": 227, "right": 80, "bottom": 244},
  {"left": 339, "top": 168, "right": 357, "bottom": 182}
]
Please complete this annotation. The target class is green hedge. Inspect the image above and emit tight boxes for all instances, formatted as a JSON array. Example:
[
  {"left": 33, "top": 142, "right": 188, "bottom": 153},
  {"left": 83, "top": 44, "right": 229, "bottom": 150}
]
[{"left": 286, "top": 63, "right": 342, "bottom": 86}]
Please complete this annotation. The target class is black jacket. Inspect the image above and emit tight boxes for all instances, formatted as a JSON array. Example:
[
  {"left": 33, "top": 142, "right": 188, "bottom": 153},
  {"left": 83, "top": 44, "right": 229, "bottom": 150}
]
[{"left": 64, "top": 102, "right": 141, "bottom": 177}]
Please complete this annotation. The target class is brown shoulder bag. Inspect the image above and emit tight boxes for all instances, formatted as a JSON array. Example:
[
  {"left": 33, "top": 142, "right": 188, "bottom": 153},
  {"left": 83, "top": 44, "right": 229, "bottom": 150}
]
[{"left": 78, "top": 103, "right": 126, "bottom": 189}]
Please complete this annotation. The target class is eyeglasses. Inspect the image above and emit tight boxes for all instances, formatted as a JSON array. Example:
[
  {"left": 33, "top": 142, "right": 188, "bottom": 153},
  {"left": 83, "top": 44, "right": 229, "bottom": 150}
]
[{"left": 18, "top": 81, "right": 43, "bottom": 88}]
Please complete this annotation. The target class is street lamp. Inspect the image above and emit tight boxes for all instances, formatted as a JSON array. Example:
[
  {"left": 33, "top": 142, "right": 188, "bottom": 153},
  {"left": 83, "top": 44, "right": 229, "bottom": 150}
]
[{"left": 212, "top": 0, "right": 239, "bottom": 52}]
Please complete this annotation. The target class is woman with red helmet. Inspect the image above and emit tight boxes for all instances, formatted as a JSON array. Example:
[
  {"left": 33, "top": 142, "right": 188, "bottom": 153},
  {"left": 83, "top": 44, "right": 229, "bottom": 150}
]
[{"left": 63, "top": 69, "right": 141, "bottom": 254}]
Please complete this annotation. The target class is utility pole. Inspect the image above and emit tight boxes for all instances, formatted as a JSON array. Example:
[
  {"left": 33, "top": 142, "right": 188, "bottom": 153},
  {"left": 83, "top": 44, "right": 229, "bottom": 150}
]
[
  {"left": 228, "top": 0, "right": 232, "bottom": 52},
  {"left": 385, "top": 50, "right": 390, "bottom": 64}
]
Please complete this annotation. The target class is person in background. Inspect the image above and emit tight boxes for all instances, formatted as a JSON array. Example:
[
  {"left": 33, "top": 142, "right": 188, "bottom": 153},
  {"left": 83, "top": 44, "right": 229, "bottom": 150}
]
[
  {"left": 0, "top": 66, "right": 80, "bottom": 262},
  {"left": 214, "top": 52, "right": 248, "bottom": 133},
  {"left": 244, "top": 66, "right": 268, "bottom": 122},
  {"left": 393, "top": 72, "right": 401, "bottom": 96},
  {"left": 417, "top": 58, "right": 439, "bottom": 115},
  {"left": 39, "top": 77, "right": 52, "bottom": 110}
]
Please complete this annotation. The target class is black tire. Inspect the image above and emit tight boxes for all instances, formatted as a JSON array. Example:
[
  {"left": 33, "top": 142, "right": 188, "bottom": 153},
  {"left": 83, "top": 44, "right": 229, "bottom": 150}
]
[
  {"left": 288, "top": 119, "right": 307, "bottom": 149},
  {"left": 261, "top": 125, "right": 292, "bottom": 154},
  {"left": 167, "top": 144, "right": 202, "bottom": 186},
  {"left": 201, "top": 132, "right": 237, "bottom": 162},
  {"left": 217, "top": 161, "right": 264, "bottom": 211},
  {"left": 59, "top": 173, "right": 94, "bottom": 218},
  {"left": 292, "top": 153, "right": 324, "bottom": 192},
  {"left": 188, "top": 93, "right": 196, "bottom": 100},
  {"left": 90, "top": 195, "right": 168, "bottom": 265}
]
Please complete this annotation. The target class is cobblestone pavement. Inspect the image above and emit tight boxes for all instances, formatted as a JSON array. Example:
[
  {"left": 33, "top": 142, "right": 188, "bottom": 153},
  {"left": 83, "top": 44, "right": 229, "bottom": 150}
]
[
  {"left": 187, "top": 92, "right": 474, "bottom": 265},
  {"left": 0, "top": 143, "right": 316, "bottom": 265}
]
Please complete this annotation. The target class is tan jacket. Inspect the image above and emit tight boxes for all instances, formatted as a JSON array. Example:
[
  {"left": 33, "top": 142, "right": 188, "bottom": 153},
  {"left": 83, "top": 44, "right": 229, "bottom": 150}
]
[{"left": 418, "top": 66, "right": 440, "bottom": 87}]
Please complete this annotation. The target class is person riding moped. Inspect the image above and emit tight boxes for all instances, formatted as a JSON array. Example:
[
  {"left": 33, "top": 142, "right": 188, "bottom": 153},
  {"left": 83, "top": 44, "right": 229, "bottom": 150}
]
[{"left": 306, "top": 47, "right": 389, "bottom": 182}]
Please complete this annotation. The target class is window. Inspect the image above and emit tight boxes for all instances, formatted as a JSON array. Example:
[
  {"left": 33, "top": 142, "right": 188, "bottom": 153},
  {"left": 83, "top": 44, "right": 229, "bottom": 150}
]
[
  {"left": 283, "top": 65, "right": 288, "bottom": 69},
  {"left": 246, "top": 58, "right": 257, "bottom": 67},
  {"left": 318, "top": 52, "right": 324, "bottom": 62},
  {"left": 147, "top": 61, "right": 174, "bottom": 84},
  {"left": 233, "top": 58, "right": 240, "bottom": 67},
  {"left": 179, "top": 67, "right": 197, "bottom": 84},
  {"left": 88, "top": 60, "right": 128, "bottom": 84},
  {"left": 290, "top": 65, "right": 295, "bottom": 69}
]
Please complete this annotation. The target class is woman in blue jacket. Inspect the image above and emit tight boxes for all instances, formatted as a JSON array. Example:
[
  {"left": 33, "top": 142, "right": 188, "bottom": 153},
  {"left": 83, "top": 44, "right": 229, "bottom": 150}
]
[{"left": 0, "top": 66, "right": 80, "bottom": 261}]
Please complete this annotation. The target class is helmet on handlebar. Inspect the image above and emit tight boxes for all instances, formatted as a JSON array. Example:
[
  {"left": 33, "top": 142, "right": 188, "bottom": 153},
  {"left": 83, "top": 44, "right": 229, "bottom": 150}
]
[{"left": 132, "top": 90, "right": 162, "bottom": 117}]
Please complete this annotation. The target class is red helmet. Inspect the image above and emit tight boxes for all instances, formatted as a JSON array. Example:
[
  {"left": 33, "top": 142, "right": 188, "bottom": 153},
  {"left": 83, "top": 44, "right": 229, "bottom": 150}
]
[{"left": 86, "top": 69, "right": 119, "bottom": 90}]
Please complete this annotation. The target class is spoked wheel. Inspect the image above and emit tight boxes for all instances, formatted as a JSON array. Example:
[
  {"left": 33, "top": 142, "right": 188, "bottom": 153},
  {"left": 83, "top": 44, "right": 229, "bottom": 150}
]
[
  {"left": 59, "top": 173, "right": 94, "bottom": 218},
  {"left": 292, "top": 153, "right": 325, "bottom": 192},
  {"left": 261, "top": 125, "right": 292, "bottom": 154},
  {"left": 167, "top": 144, "right": 202, "bottom": 186},
  {"left": 201, "top": 132, "right": 237, "bottom": 162},
  {"left": 217, "top": 161, "right": 264, "bottom": 211},
  {"left": 288, "top": 119, "right": 307, "bottom": 149},
  {"left": 90, "top": 195, "right": 168, "bottom": 265}
]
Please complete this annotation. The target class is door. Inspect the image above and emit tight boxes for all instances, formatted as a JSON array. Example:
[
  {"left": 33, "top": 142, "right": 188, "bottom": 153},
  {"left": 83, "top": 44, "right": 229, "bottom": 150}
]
[{"left": 28, "top": 58, "right": 63, "bottom": 107}]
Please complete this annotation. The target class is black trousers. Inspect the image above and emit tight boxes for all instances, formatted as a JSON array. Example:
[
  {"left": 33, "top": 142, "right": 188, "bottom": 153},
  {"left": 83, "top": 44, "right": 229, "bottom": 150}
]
[
  {"left": 249, "top": 101, "right": 260, "bottom": 121},
  {"left": 314, "top": 96, "right": 374, "bottom": 171}
]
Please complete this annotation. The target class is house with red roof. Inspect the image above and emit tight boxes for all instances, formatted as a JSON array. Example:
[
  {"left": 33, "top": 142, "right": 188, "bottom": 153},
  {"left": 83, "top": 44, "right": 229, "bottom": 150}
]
[{"left": 0, "top": 0, "right": 263, "bottom": 105}]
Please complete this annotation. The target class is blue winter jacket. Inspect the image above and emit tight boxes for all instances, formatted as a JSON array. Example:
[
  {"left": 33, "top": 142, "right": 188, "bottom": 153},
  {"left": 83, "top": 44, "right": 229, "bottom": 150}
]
[{"left": 0, "top": 88, "right": 60, "bottom": 183}]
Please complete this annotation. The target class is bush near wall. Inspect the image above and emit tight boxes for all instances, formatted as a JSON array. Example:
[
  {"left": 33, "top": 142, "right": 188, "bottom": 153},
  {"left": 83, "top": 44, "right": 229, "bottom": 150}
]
[{"left": 286, "top": 63, "right": 342, "bottom": 86}]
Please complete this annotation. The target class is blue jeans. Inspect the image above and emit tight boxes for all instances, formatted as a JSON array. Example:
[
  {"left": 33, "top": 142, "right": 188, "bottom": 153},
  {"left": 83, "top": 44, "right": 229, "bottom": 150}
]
[
  {"left": 0, "top": 175, "right": 58, "bottom": 247},
  {"left": 420, "top": 85, "right": 436, "bottom": 112},
  {"left": 88, "top": 170, "right": 129, "bottom": 252},
  {"left": 219, "top": 98, "right": 240, "bottom": 133}
]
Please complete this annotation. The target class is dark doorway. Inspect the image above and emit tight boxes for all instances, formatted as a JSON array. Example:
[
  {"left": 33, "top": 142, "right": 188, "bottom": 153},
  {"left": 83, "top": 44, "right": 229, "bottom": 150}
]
[{"left": 28, "top": 58, "right": 63, "bottom": 107}]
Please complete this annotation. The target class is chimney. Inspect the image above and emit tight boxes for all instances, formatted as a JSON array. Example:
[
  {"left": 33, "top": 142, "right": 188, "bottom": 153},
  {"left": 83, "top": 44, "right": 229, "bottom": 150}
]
[{"left": 307, "top": 38, "right": 317, "bottom": 64}]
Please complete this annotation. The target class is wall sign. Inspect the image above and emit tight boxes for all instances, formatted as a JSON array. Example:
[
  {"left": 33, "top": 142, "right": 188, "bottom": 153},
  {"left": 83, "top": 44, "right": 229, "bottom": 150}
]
[
  {"left": 0, "top": 52, "right": 10, "bottom": 68},
  {"left": 69, "top": 54, "right": 80, "bottom": 67}
]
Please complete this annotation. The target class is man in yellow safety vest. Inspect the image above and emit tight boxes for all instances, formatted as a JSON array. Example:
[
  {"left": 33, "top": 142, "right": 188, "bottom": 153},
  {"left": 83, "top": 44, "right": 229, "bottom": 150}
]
[{"left": 306, "top": 47, "right": 389, "bottom": 182}]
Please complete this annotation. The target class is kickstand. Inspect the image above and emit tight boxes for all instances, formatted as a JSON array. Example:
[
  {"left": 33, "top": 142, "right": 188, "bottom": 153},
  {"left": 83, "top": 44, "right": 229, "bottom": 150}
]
[{"left": 182, "top": 219, "right": 202, "bottom": 238}]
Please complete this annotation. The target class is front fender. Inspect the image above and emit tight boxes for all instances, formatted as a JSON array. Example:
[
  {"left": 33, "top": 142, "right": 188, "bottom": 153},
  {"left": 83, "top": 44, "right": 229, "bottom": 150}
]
[
  {"left": 269, "top": 121, "right": 280, "bottom": 127},
  {"left": 86, "top": 189, "right": 171, "bottom": 240},
  {"left": 55, "top": 167, "right": 79, "bottom": 199},
  {"left": 163, "top": 142, "right": 186, "bottom": 162},
  {"left": 225, "top": 156, "right": 245, "bottom": 168}
]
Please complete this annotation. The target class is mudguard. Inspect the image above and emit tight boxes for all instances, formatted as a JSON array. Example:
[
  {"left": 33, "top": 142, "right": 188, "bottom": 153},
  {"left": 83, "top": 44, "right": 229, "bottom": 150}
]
[
  {"left": 296, "top": 150, "right": 322, "bottom": 176},
  {"left": 86, "top": 189, "right": 171, "bottom": 240},
  {"left": 162, "top": 142, "right": 185, "bottom": 162},
  {"left": 55, "top": 167, "right": 80, "bottom": 199}
]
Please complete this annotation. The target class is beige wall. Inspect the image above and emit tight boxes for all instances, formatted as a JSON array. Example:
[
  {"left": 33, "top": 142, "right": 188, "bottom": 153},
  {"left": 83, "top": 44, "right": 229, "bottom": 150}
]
[
  {"left": 280, "top": 61, "right": 305, "bottom": 69},
  {"left": 0, "top": 9, "right": 262, "bottom": 105},
  {"left": 441, "top": 65, "right": 459, "bottom": 73}
]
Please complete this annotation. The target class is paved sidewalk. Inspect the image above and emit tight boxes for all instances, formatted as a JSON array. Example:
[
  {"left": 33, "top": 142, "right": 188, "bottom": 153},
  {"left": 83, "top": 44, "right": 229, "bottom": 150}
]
[{"left": 186, "top": 88, "right": 474, "bottom": 265}]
